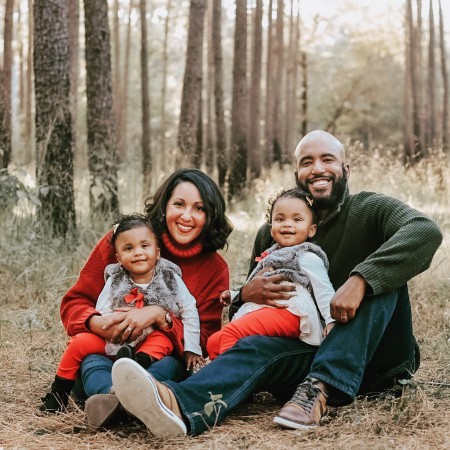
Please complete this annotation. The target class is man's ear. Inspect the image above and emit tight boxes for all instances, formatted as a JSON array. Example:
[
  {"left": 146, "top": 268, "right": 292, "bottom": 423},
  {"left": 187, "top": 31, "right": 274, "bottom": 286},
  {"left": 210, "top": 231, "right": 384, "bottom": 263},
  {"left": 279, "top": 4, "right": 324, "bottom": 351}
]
[{"left": 308, "top": 224, "right": 317, "bottom": 238}]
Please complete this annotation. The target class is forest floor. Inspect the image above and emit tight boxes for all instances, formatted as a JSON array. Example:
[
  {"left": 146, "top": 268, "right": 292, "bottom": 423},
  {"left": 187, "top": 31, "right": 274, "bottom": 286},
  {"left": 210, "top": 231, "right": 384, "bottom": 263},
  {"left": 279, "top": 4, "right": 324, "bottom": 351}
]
[{"left": 0, "top": 157, "right": 449, "bottom": 449}]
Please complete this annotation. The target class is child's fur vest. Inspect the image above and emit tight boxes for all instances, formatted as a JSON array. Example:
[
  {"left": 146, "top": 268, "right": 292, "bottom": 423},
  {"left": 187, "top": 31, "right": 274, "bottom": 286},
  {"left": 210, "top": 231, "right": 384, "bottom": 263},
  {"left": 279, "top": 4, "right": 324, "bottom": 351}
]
[
  {"left": 105, "top": 258, "right": 182, "bottom": 314},
  {"left": 249, "top": 242, "right": 329, "bottom": 296}
]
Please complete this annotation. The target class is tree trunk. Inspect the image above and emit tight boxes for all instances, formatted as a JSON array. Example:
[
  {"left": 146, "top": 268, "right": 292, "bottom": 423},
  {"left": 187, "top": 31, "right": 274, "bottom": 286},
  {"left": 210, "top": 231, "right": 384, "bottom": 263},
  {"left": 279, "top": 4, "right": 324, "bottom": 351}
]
[
  {"left": 140, "top": 0, "right": 152, "bottom": 197},
  {"left": 212, "top": 0, "right": 227, "bottom": 188},
  {"left": 426, "top": 0, "right": 436, "bottom": 150},
  {"left": 84, "top": 0, "right": 119, "bottom": 220},
  {"left": 283, "top": 0, "right": 295, "bottom": 153},
  {"left": 404, "top": 0, "right": 414, "bottom": 163},
  {"left": 112, "top": 0, "right": 123, "bottom": 161},
  {"left": 248, "top": 0, "right": 262, "bottom": 179},
  {"left": 205, "top": 0, "right": 215, "bottom": 175},
  {"left": 264, "top": 0, "right": 274, "bottom": 168},
  {"left": 300, "top": 50, "right": 308, "bottom": 137},
  {"left": 416, "top": 0, "right": 425, "bottom": 154},
  {"left": 34, "top": 0, "right": 76, "bottom": 237},
  {"left": 121, "top": 0, "right": 133, "bottom": 167},
  {"left": 0, "top": 0, "right": 14, "bottom": 169},
  {"left": 272, "top": 0, "right": 284, "bottom": 165},
  {"left": 25, "top": 0, "right": 33, "bottom": 161},
  {"left": 177, "top": 0, "right": 206, "bottom": 167},
  {"left": 228, "top": 0, "right": 248, "bottom": 201},
  {"left": 438, "top": 0, "right": 448, "bottom": 151},
  {"left": 68, "top": 0, "right": 79, "bottom": 160},
  {"left": 160, "top": 0, "right": 172, "bottom": 173}
]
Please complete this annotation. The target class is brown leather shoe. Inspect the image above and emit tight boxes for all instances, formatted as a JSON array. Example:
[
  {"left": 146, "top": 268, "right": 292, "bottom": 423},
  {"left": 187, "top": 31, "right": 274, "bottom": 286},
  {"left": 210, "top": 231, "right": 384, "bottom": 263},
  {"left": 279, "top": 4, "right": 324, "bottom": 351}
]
[
  {"left": 273, "top": 377, "right": 328, "bottom": 429},
  {"left": 112, "top": 359, "right": 187, "bottom": 437},
  {"left": 85, "top": 394, "right": 122, "bottom": 429}
]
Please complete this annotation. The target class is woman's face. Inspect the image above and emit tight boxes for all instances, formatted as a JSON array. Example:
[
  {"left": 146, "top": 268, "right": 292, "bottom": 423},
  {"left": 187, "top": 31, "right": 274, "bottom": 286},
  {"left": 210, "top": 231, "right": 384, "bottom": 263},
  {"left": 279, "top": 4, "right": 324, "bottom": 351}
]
[{"left": 165, "top": 181, "right": 207, "bottom": 246}]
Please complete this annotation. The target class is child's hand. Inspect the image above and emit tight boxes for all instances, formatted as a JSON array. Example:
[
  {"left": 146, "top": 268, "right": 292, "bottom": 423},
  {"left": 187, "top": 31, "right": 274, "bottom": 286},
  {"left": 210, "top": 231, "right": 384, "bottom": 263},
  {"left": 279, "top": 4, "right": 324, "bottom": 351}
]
[
  {"left": 323, "top": 322, "right": 335, "bottom": 338},
  {"left": 184, "top": 351, "right": 205, "bottom": 372},
  {"left": 219, "top": 290, "right": 231, "bottom": 306}
]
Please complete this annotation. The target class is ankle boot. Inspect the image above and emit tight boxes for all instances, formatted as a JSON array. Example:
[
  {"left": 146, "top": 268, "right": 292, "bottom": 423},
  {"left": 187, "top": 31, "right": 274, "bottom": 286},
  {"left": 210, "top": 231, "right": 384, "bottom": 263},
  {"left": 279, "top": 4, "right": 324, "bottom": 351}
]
[{"left": 40, "top": 376, "right": 74, "bottom": 413}]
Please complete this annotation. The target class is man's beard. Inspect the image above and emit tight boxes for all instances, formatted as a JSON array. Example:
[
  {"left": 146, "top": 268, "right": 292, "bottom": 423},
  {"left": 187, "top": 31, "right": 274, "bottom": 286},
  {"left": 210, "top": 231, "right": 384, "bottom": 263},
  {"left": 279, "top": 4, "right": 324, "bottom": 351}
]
[{"left": 295, "top": 167, "right": 348, "bottom": 209}]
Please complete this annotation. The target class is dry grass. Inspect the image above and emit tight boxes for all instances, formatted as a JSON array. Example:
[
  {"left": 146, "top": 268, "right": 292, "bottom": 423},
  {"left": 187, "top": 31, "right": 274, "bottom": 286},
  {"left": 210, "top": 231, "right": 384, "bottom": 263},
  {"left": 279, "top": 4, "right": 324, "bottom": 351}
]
[{"left": 1, "top": 151, "right": 449, "bottom": 449}]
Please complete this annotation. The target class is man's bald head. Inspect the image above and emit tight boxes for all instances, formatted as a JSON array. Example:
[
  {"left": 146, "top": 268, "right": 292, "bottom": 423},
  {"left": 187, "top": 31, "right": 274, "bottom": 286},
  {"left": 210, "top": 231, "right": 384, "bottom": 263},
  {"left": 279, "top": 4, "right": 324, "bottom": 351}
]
[{"left": 294, "top": 130, "right": 346, "bottom": 164}]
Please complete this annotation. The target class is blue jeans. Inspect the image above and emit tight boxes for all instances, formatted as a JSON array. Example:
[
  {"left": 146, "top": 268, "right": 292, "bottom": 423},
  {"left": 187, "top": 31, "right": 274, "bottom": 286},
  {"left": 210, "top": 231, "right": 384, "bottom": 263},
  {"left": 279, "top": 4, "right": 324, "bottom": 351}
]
[{"left": 165, "top": 285, "right": 417, "bottom": 434}]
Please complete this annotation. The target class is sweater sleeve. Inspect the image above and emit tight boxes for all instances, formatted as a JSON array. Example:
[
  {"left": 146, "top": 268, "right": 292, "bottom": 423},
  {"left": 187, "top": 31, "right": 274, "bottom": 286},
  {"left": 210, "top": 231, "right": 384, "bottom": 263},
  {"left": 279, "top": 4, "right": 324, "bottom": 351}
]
[
  {"left": 60, "top": 232, "right": 116, "bottom": 336},
  {"left": 350, "top": 194, "right": 443, "bottom": 295},
  {"left": 299, "top": 252, "right": 335, "bottom": 325}
]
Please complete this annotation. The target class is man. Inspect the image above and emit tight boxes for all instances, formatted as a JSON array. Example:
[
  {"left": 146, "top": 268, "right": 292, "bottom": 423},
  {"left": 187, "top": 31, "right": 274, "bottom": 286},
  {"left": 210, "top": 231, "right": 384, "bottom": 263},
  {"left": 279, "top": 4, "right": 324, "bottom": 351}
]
[{"left": 110, "top": 130, "right": 442, "bottom": 436}]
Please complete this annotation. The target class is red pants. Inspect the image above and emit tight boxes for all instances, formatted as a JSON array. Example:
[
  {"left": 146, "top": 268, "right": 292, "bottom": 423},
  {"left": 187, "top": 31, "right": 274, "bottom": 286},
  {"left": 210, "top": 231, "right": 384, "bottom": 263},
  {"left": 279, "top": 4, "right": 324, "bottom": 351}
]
[
  {"left": 56, "top": 331, "right": 174, "bottom": 380},
  {"left": 207, "top": 307, "right": 300, "bottom": 360}
]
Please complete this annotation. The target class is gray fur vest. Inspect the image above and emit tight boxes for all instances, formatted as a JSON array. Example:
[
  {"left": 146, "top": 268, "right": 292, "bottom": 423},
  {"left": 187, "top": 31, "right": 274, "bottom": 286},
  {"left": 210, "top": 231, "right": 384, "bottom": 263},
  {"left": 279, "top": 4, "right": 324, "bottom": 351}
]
[
  {"left": 248, "top": 242, "right": 329, "bottom": 296},
  {"left": 106, "top": 258, "right": 182, "bottom": 313}
]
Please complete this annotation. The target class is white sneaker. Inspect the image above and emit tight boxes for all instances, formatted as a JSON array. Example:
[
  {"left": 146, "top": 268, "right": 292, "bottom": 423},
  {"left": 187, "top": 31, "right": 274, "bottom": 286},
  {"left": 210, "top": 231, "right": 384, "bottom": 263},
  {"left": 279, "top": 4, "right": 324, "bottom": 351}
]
[{"left": 112, "top": 358, "right": 187, "bottom": 437}]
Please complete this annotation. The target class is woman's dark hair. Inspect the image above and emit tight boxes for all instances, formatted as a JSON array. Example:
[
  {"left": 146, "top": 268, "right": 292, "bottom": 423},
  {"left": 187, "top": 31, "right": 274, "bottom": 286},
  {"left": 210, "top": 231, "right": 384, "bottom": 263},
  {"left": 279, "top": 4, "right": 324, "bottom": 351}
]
[
  {"left": 144, "top": 169, "right": 233, "bottom": 251},
  {"left": 266, "top": 188, "right": 319, "bottom": 224},
  {"left": 110, "top": 213, "right": 158, "bottom": 249}
]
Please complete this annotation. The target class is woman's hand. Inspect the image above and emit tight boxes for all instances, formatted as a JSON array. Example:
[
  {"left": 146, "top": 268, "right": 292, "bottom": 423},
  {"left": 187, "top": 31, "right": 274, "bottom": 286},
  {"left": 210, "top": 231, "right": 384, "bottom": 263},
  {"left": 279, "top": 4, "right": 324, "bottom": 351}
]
[
  {"left": 108, "top": 305, "right": 167, "bottom": 344},
  {"left": 88, "top": 312, "right": 128, "bottom": 341},
  {"left": 240, "top": 268, "right": 295, "bottom": 308},
  {"left": 184, "top": 351, "right": 205, "bottom": 372}
]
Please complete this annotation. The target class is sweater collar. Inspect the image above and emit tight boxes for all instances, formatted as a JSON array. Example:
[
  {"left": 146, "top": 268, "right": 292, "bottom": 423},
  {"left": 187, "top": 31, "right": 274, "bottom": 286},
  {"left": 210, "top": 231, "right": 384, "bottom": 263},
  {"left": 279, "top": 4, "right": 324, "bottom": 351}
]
[{"left": 161, "top": 231, "right": 204, "bottom": 258}]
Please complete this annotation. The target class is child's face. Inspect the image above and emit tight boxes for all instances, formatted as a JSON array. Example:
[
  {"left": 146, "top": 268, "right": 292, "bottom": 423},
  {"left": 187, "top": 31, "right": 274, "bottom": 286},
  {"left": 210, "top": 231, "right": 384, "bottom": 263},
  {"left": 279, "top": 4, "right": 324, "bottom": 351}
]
[
  {"left": 270, "top": 196, "right": 317, "bottom": 248},
  {"left": 115, "top": 226, "right": 160, "bottom": 283}
]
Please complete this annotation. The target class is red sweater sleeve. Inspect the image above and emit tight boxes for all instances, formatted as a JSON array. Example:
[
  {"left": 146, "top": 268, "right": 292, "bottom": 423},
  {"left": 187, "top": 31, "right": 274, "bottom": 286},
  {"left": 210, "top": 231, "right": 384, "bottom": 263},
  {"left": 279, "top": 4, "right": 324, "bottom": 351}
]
[{"left": 60, "top": 232, "right": 116, "bottom": 336}]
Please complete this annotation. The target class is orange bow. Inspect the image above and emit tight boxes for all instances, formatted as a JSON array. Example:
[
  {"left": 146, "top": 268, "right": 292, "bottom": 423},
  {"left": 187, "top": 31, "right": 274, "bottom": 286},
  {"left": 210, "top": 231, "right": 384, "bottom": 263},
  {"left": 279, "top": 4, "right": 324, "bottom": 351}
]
[
  {"left": 255, "top": 251, "right": 269, "bottom": 262},
  {"left": 124, "top": 288, "right": 144, "bottom": 309}
]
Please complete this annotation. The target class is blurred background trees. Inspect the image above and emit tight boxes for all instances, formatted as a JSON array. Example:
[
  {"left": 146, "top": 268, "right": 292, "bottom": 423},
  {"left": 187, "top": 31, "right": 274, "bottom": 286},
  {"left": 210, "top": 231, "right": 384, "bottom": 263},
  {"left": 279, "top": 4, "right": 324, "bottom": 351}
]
[{"left": 0, "top": 0, "right": 449, "bottom": 235}]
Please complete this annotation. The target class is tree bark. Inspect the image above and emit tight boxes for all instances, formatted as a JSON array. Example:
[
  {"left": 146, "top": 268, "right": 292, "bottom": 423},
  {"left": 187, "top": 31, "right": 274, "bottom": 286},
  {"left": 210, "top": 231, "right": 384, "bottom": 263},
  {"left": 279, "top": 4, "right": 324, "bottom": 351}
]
[
  {"left": 0, "top": 0, "right": 14, "bottom": 169},
  {"left": 228, "top": 0, "right": 248, "bottom": 201},
  {"left": 140, "top": 0, "right": 152, "bottom": 197},
  {"left": 34, "top": 0, "right": 76, "bottom": 237},
  {"left": 112, "top": 0, "right": 123, "bottom": 160},
  {"left": 248, "top": 0, "right": 263, "bottom": 179},
  {"left": 426, "top": 0, "right": 435, "bottom": 150},
  {"left": 84, "top": 0, "right": 119, "bottom": 219},
  {"left": 25, "top": 0, "right": 33, "bottom": 159},
  {"left": 273, "top": 0, "right": 284, "bottom": 165},
  {"left": 212, "top": 0, "right": 227, "bottom": 188},
  {"left": 160, "top": 0, "right": 172, "bottom": 173},
  {"left": 68, "top": 0, "right": 79, "bottom": 159},
  {"left": 264, "top": 0, "right": 274, "bottom": 168},
  {"left": 205, "top": 0, "right": 215, "bottom": 175},
  {"left": 438, "top": 0, "right": 448, "bottom": 151},
  {"left": 177, "top": 0, "right": 206, "bottom": 167}
]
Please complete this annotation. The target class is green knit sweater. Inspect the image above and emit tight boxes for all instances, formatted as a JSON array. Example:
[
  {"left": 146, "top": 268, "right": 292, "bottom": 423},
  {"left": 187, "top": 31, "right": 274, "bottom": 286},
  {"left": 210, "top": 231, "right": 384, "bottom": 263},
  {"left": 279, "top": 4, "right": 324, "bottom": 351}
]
[{"left": 247, "top": 187, "right": 443, "bottom": 296}]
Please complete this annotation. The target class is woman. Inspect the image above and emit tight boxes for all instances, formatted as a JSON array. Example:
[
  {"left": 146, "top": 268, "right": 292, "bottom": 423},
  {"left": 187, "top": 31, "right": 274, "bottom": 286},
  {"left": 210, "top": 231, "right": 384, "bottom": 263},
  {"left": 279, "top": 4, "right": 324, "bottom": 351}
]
[{"left": 58, "top": 169, "right": 232, "bottom": 427}]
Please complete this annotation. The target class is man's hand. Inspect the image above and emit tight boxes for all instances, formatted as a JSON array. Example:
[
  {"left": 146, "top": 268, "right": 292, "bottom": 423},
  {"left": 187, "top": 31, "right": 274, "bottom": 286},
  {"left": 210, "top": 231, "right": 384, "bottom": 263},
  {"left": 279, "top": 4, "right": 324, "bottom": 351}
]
[
  {"left": 331, "top": 274, "right": 367, "bottom": 323},
  {"left": 240, "top": 268, "right": 295, "bottom": 308}
]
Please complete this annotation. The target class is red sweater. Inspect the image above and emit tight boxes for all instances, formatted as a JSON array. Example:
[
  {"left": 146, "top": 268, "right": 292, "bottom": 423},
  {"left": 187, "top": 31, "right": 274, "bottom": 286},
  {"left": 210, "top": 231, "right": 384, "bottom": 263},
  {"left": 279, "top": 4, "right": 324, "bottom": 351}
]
[{"left": 60, "top": 232, "right": 229, "bottom": 353}]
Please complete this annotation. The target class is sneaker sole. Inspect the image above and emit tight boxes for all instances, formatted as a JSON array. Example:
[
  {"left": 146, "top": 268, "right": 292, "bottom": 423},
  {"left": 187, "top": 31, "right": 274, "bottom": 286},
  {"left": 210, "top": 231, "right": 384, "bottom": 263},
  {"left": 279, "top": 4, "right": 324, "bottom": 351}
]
[
  {"left": 112, "top": 359, "right": 187, "bottom": 437},
  {"left": 273, "top": 415, "right": 318, "bottom": 430}
]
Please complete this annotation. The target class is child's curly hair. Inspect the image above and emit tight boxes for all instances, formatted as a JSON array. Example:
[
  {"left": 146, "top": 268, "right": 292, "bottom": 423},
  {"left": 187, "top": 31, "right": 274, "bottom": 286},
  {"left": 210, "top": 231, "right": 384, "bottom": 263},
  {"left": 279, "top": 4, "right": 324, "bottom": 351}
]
[
  {"left": 266, "top": 188, "right": 318, "bottom": 224},
  {"left": 109, "top": 213, "right": 158, "bottom": 248}
]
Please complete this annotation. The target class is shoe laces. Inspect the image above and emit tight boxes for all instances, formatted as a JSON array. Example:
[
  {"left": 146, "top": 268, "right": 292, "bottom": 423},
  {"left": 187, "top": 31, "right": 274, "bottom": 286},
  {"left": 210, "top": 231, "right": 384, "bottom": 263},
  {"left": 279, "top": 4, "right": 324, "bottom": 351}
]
[{"left": 290, "top": 378, "right": 324, "bottom": 413}]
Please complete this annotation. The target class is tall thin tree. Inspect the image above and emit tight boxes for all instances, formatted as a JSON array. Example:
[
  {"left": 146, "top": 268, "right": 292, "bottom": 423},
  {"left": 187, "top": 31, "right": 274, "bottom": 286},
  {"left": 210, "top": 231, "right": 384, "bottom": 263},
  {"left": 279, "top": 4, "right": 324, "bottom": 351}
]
[
  {"left": 68, "top": 0, "right": 79, "bottom": 158},
  {"left": 273, "top": 0, "right": 284, "bottom": 164},
  {"left": 438, "top": 0, "right": 448, "bottom": 151},
  {"left": 426, "top": 0, "right": 436, "bottom": 149},
  {"left": 25, "top": 0, "right": 33, "bottom": 160},
  {"left": 248, "top": 0, "right": 263, "bottom": 179},
  {"left": 84, "top": 0, "right": 119, "bottom": 220},
  {"left": 205, "top": 0, "right": 215, "bottom": 175},
  {"left": 228, "top": 0, "right": 248, "bottom": 200},
  {"left": 264, "top": 0, "right": 274, "bottom": 168},
  {"left": 177, "top": 0, "right": 207, "bottom": 167},
  {"left": 212, "top": 0, "right": 227, "bottom": 188},
  {"left": 34, "top": 0, "right": 76, "bottom": 237},
  {"left": 140, "top": 0, "right": 152, "bottom": 196},
  {"left": 0, "top": 0, "right": 14, "bottom": 169}
]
